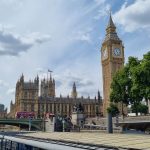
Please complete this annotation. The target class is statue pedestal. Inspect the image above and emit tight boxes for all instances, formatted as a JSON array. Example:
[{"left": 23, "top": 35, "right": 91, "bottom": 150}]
[
  {"left": 71, "top": 112, "right": 84, "bottom": 127},
  {"left": 45, "top": 117, "right": 55, "bottom": 132}
]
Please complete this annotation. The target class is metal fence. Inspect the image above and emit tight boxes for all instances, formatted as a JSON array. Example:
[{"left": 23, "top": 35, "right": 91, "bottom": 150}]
[{"left": 0, "top": 135, "right": 85, "bottom": 150}]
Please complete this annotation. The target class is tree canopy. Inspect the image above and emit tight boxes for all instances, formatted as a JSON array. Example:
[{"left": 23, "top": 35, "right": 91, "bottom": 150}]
[
  {"left": 110, "top": 51, "right": 150, "bottom": 115},
  {"left": 107, "top": 103, "right": 119, "bottom": 117}
]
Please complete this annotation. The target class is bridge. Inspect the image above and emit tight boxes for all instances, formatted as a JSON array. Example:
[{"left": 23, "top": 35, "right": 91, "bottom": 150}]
[
  {"left": 117, "top": 116, "right": 150, "bottom": 130},
  {"left": 117, "top": 120, "right": 150, "bottom": 132},
  {"left": 86, "top": 115, "right": 150, "bottom": 132},
  {"left": 0, "top": 118, "right": 43, "bottom": 130},
  {"left": 0, "top": 116, "right": 150, "bottom": 132}
]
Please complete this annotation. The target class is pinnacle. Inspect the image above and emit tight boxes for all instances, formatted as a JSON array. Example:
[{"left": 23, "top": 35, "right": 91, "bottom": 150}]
[
  {"left": 73, "top": 82, "right": 76, "bottom": 88},
  {"left": 107, "top": 13, "right": 116, "bottom": 29}
]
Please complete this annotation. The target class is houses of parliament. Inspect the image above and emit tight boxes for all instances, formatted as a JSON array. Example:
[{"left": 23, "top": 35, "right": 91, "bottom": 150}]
[
  {"left": 8, "top": 73, "right": 103, "bottom": 118},
  {"left": 8, "top": 14, "right": 124, "bottom": 118}
]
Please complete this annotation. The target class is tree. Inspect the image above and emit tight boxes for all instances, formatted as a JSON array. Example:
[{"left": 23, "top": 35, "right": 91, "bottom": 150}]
[
  {"left": 140, "top": 52, "right": 150, "bottom": 104},
  {"left": 131, "top": 103, "right": 148, "bottom": 115},
  {"left": 139, "top": 104, "right": 148, "bottom": 115},
  {"left": 128, "top": 54, "right": 150, "bottom": 115},
  {"left": 110, "top": 67, "right": 130, "bottom": 115},
  {"left": 127, "top": 57, "right": 144, "bottom": 115},
  {"left": 107, "top": 103, "right": 119, "bottom": 117},
  {"left": 110, "top": 52, "right": 150, "bottom": 116}
]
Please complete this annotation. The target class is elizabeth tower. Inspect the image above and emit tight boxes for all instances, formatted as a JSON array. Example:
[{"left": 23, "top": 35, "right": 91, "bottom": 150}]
[{"left": 101, "top": 14, "right": 125, "bottom": 116}]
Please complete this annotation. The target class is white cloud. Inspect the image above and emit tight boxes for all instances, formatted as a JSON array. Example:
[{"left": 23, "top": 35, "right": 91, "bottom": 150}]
[
  {"left": 22, "top": 32, "right": 51, "bottom": 44},
  {"left": 0, "top": 29, "right": 51, "bottom": 56},
  {"left": 94, "top": 3, "right": 111, "bottom": 20},
  {"left": 0, "top": 80, "right": 9, "bottom": 87},
  {"left": 73, "top": 31, "right": 92, "bottom": 43},
  {"left": 7, "top": 88, "right": 15, "bottom": 95},
  {"left": 35, "top": 67, "right": 45, "bottom": 74},
  {"left": 54, "top": 69, "right": 96, "bottom": 97},
  {"left": 114, "top": 0, "right": 150, "bottom": 32},
  {"left": 0, "top": 0, "right": 104, "bottom": 109},
  {"left": 71, "top": 27, "right": 93, "bottom": 43},
  {"left": 94, "top": 0, "right": 106, "bottom": 5}
]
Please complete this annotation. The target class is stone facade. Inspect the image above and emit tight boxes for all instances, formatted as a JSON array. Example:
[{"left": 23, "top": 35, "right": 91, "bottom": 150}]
[
  {"left": 0, "top": 104, "right": 7, "bottom": 118},
  {"left": 8, "top": 74, "right": 102, "bottom": 118},
  {"left": 8, "top": 74, "right": 39, "bottom": 118},
  {"left": 101, "top": 14, "right": 124, "bottom": 116},
  {"left": 41, "top": 75, "right": 55, "bottom": 97}
]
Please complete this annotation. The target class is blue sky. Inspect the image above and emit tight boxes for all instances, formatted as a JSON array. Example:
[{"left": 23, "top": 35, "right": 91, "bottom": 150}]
[{"left": 0, "top": 0, "right": 149, "bottom": 111}]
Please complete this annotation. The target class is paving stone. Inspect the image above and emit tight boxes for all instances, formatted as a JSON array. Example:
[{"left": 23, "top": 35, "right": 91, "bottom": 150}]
[{"left": 22, "top": 132, "right": 150, "bottom": 150}]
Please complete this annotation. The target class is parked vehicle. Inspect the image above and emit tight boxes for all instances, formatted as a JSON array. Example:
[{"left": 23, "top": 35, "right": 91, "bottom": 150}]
[{"left": 15, "top": 112, "right": 35, "bottom": 119}]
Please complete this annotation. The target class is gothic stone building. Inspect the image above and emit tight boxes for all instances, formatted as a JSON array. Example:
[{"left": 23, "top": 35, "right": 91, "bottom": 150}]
[
  {"left": 8, "top": 74, "right": 102, "bottom": 118},
  {"left": 0, "top": 104, "right": 7, "bottom": 118},
  {"left": 8, "top": 14, "right": 125, "bottom": 118}
]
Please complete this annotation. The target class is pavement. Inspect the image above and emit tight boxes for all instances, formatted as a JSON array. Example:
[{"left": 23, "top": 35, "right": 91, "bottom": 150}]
[{"left": 22, "top": 131, "right": 150, "bottom": 150}]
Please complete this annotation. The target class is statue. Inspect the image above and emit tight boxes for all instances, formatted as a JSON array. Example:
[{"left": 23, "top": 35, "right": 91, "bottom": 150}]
[
  {"left": 73, "top": 105, "right": 77, "bottom": 112},
  {"left": 73, "top": 103, "right": 84, "bottom": 113}
]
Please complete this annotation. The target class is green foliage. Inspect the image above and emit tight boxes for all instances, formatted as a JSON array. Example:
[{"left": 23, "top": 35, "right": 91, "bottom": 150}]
[
  {"left": 131, "top": 103, "right": 148, "bottom": 115},
  {"left": 110, "top": 67, "right": 130, "bottom": 105},
  {"left": 110, "top": 51, "right": 150, "bottom": 115},
  {"left": 140, "top": 52, "right": 150, "bottom": 101},
  {"left": 107, "top": 103, "right": 119, "bottom": 117}
]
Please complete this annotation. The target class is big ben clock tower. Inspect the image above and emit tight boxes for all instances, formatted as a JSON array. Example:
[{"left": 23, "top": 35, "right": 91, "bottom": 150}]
[{"left": 101, "top": 14, "right": 125, "bottom": 116}]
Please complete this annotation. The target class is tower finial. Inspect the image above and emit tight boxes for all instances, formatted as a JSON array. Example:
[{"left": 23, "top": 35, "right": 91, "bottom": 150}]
[
  {"left": 20, "top": 73, "right": 24, "bottom": 82},
  {"left": 109, "top": 7, "right": 112, "bottom": 16},
  {"left": 73, "top": 82, "right": 76, "bottom": 87},
  {"left": 103, "top": 10, "right": 120, "bottom": 42},
  {"left": 107, "top": 11, "right": 115, "bottom": 29}
]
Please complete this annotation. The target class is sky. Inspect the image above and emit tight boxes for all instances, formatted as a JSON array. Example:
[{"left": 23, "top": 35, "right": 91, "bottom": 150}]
[{"left": 0, "top": 0, "right": 149, "bottom": 111}]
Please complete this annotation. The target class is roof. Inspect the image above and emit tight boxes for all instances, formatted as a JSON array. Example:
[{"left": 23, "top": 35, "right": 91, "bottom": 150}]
[{"left": 107, "top": 13, "right": 116, "bottom": 29}]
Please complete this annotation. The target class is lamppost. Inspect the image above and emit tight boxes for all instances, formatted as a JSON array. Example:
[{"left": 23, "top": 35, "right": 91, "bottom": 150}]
[
  {"left": 121, "top": 86, "right": 128, "bottom": 120},
  {"left": 29, "top": 117, "right": 31, "bottom": 131},
  {"left": 124, "top": 85, "right": 129, "bottom": 118},
  {"left": 62, "top": 118, "right": 65, "bottom": 132},
  {"left": 121, "top": 101, "right": 124, "bottom": 120},
  {"left": 42, "top": 102, "right": 46, "bottom": 132}
]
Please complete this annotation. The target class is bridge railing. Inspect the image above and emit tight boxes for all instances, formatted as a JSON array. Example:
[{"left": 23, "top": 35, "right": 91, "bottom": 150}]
[
  {"left": 123, "top": 115, "right": 150, "bottom": 122},
  {"left": 82, "top": 124, "right": 121, "bottom": 132},
  {"left": 0, "top": 135, "right": 83, "bottom": 150}
]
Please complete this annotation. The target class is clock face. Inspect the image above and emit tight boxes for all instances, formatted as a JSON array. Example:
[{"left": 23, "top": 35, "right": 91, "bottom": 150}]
[
  {"left": 114, "top": 48, "right": 121, "bottom": 56},
  {"left": 102, "top": 49, "right": 108, "bottom": 59}
]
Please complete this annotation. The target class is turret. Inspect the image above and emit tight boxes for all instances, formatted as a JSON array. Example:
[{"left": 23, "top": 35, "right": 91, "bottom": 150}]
[
  {"left": 20, "top": 73, "right": 24, "bottom": 83},
  {"left": 34, "top": 75, "right": 39, "bottom": 86},
  {"left": 71, "top": 82, "right": 77, "bottom": 98},
  {"left": 53, "top": 79, "right": 55, "bottom": 85},
  {"left": 98, "top": 90, "right": 102, "bottom": 104},
  {"left": 40, "top": 74, "right": 55, "bottom": 97},
  {"left": 50, "top": 73, "right": 52, "bottom": 82}
]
